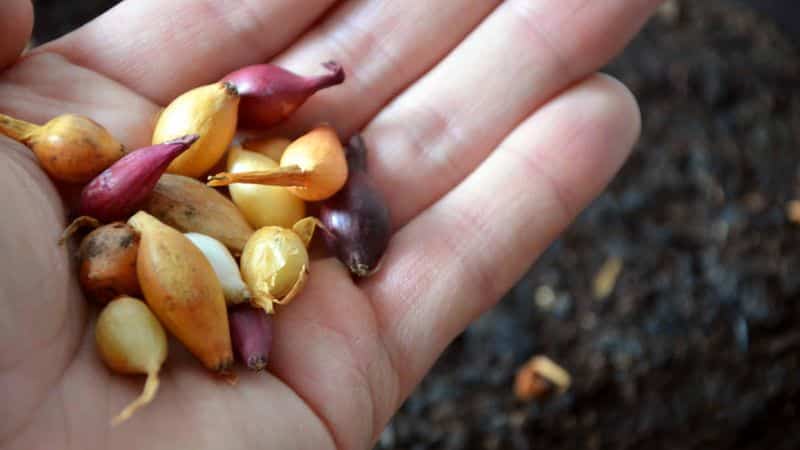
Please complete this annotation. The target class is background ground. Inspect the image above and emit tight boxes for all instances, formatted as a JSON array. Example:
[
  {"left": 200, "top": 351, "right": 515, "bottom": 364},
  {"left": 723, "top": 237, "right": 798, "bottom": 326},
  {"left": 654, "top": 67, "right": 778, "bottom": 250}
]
[{"left": 29, "top": 1, "right": 800, "bottom": 449}]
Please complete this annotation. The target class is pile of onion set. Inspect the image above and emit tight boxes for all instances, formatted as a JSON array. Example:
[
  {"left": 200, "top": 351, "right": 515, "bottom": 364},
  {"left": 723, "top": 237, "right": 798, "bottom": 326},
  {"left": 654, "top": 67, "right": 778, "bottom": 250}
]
[{"left": 1, "top": 60, "right": 395, "bottom": 425}]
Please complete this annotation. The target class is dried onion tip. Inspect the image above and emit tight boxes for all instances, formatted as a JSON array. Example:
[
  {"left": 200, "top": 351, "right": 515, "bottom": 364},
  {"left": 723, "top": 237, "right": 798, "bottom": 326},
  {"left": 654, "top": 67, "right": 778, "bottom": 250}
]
[
  {"left": 208, "top": 124, "right": 347, "bottom": 201},
  {"left": 95, "top": 296, "right": 167, "bottom": 425},
  {"left": 152, "top": 82, "right": 239, "bottom": 178},
  {"left": 78, "top": 222, "right": 141, "bottom": 304},
  {"left": 0, "top": 113, "right": 124, "bottom": 183},
  {"left": 129, "top": 211, "right": 233, "bottom": 372},
  {"left": 223, "top": 61, "right": 345, "bottom": 128}
]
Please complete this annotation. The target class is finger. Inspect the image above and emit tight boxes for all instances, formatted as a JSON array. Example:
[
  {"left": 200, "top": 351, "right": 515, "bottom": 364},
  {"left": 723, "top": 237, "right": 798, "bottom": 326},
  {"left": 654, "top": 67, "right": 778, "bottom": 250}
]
[
  {"left": 363, "top": 0, "right": 662, "bottom": 227},
  {"left": 365, "top": 74, "right": 642, "bottom": 396},
  {"left": 45, "top": 0, "right": 338, "bottom": 103},
  {"left": 267, "top": 0, "right": 499, "bottom": 136},
  {"left": 0, "top": 52, "right": 160, "bottom": 149},
  {"left": 0, "top": 0, "right": 33, "bottom": 70}
]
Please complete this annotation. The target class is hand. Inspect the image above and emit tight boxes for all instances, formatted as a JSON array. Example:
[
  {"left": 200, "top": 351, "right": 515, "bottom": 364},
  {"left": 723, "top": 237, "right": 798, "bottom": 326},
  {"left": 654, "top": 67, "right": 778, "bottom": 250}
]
[{"left": 0, "top": 1, "right": 661, "bottom": 449}]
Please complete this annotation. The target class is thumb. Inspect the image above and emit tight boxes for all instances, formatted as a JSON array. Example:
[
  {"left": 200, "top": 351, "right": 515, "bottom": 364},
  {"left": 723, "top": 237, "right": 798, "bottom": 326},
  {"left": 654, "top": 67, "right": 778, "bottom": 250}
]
[
  {"left": 0, "top": 136, "right": 85, "bottom": 441},
  {"left": 0, "top": 0, "right": 33, "bottom": 71}
]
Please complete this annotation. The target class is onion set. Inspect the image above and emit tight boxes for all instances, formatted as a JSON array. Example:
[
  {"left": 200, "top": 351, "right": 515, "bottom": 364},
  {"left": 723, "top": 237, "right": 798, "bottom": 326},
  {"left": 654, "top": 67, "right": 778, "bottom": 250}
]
[
  {"left": 77, "top": 135, "right": 198, "bottom": 223},
  {"left": 0, "top": 113, "right": 124, "bottom": 183},
  {"left": 95, "top": 296, "right": 167, "bottom": 425},
  {"left": 239, "top": 218, "right": 320, "bottom": 314},
  {"left": 223, "top": 61, "right": 345, "bottom": 128},
  {"left": 224, "top": 146, "right": 306, "bottom": 229},
  {"left": 129, "top": 211, "right": 233, "bottom": 372},
  {"left": 320, "top": 135, "right": 391, "bottom": 277},
  {"left": 229, "top": 305, "right": 274, "bottom": 371},
  {"left": 208, "top": 124, "right": 347, "bottom": 201},
  {"left": 142, "top": 174, "right": 254, "bottom": 254},
  {"left": 152, "top": 82, "right": 239, "bottom": 178},
  {"left": 78, "top": 223, "right": 141, "bottom": 304}
]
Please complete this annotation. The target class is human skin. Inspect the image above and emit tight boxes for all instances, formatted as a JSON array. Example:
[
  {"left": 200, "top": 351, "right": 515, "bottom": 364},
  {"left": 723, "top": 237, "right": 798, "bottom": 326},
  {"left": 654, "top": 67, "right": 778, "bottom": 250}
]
[{"left": 0, "top": 1, "right": 662, "bottom": 449}]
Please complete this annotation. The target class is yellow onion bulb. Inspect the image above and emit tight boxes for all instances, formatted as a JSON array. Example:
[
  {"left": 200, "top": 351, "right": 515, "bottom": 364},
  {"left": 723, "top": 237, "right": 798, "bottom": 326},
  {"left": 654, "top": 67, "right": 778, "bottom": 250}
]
[
  {"left": 240, "top": 225, "right": 310, "bottom": 314},
  {"left": 280, "top": 124, "right": 347, "bottom": 201},
  {"left": 152, "top": 82, "right": 239, "bottom": 178},
  {"left": 227, "top": 146, "right": 306, "bottom": 229},
  {"left": 95, "top": 296, "right": 167, "bottom": 425},
  {"left": 0, "top": 113, "right": 124, "bottom": 183}
]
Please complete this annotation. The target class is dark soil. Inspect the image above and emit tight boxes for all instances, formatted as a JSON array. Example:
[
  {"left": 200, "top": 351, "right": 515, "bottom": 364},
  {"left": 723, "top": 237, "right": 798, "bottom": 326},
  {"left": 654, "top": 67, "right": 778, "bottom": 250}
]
[{"left": 30, "top": 1, "right": 800, "bottom": 449}]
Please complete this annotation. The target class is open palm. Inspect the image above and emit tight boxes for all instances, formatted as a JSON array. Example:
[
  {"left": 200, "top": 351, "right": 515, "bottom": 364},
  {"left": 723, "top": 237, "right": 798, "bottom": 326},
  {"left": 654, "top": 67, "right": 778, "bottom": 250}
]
[{"left": 0, "top": 1, "right": 661, "bottom": 449}]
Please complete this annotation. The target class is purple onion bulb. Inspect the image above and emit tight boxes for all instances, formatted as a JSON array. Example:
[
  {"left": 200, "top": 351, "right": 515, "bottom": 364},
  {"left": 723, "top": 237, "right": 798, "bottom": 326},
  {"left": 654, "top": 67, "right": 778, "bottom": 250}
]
[{"left": 319, "top": 135, "right": 391, "bottom": 277}]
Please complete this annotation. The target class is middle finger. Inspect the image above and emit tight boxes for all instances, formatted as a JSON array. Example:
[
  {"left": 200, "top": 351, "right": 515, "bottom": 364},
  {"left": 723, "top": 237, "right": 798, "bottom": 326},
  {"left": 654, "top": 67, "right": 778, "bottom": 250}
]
[
  {"left": 269, "top": 0, "right": 499, "bottom": 137},
  {"left": 362, "top": 0, "right": 662, "bottom": 227}
]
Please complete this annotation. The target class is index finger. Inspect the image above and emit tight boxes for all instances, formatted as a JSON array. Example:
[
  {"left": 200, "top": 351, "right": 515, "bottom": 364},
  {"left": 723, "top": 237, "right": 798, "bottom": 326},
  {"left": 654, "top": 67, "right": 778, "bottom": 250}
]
[{"left": 44, "top": 0, "right": 337, "bottom": 104}]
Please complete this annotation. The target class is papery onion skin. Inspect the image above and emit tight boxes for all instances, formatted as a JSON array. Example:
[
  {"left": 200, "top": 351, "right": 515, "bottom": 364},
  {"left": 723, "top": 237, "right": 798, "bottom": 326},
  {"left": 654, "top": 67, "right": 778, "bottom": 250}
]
[
  {"left": 79, "top": 222, "right": 141, "bottom": 304},
  {"left": 0, "top": 113, "right": 124, "bottom": 183},
  {"left": 320, "top": 135, "right": 391, "bottom": 277},
  {"left": 229, "top": 305, "right": 273, "bottom": 371},
  {"left": 223, "top": 61, "right": 345, "bottom": 128},
  {"left": 240, "top": 225, "right": 310, "bottom": 314}
]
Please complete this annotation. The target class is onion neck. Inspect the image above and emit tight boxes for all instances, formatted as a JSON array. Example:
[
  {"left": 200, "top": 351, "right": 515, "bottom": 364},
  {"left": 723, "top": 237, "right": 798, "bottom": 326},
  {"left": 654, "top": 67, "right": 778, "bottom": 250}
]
[
  {"left": 306, "top": 61, "right": 346, "bottom": 93},
  {"left": 0, "top": 113, "right": 38, "bottom": 144}
]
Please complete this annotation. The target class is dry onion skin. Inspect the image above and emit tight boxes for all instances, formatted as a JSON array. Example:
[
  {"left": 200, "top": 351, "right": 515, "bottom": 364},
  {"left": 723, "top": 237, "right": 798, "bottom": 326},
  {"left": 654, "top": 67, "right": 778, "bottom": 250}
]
[
  {"left": 208, "top": 124, "right": 348, "bottom": 201},
  {"left": 242, "top": 136, "right": 291, "bottom": 161},
  {"left": 240, "top": 221, "right": 315, "bottom": 314},
  {"left": 224, "top": 146, "right": 306, "bottom": 229},
  {"left": 152, "top": 82, "right": 239, "bottom": 178},
  {"left": 95, "top": 296, "right": 167, "bottom": 425},
  {"left": 129, "top": 211, "right": 233, "bottom": 372},
  {"left": 0, "top": 113, "right": 124, "bottom": 183},
  {"left": 78, "top": 222, "right": 141, "bottom": 304},
  {"left": 142, "top": 174, "right": 254, "bottom": 254}
]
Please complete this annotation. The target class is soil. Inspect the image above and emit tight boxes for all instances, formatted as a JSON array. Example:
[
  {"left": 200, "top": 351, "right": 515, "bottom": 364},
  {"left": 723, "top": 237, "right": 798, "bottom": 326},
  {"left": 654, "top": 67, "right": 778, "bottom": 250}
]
[{"left": 30, "top": 1, "right": 800, "bottom": 449}]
